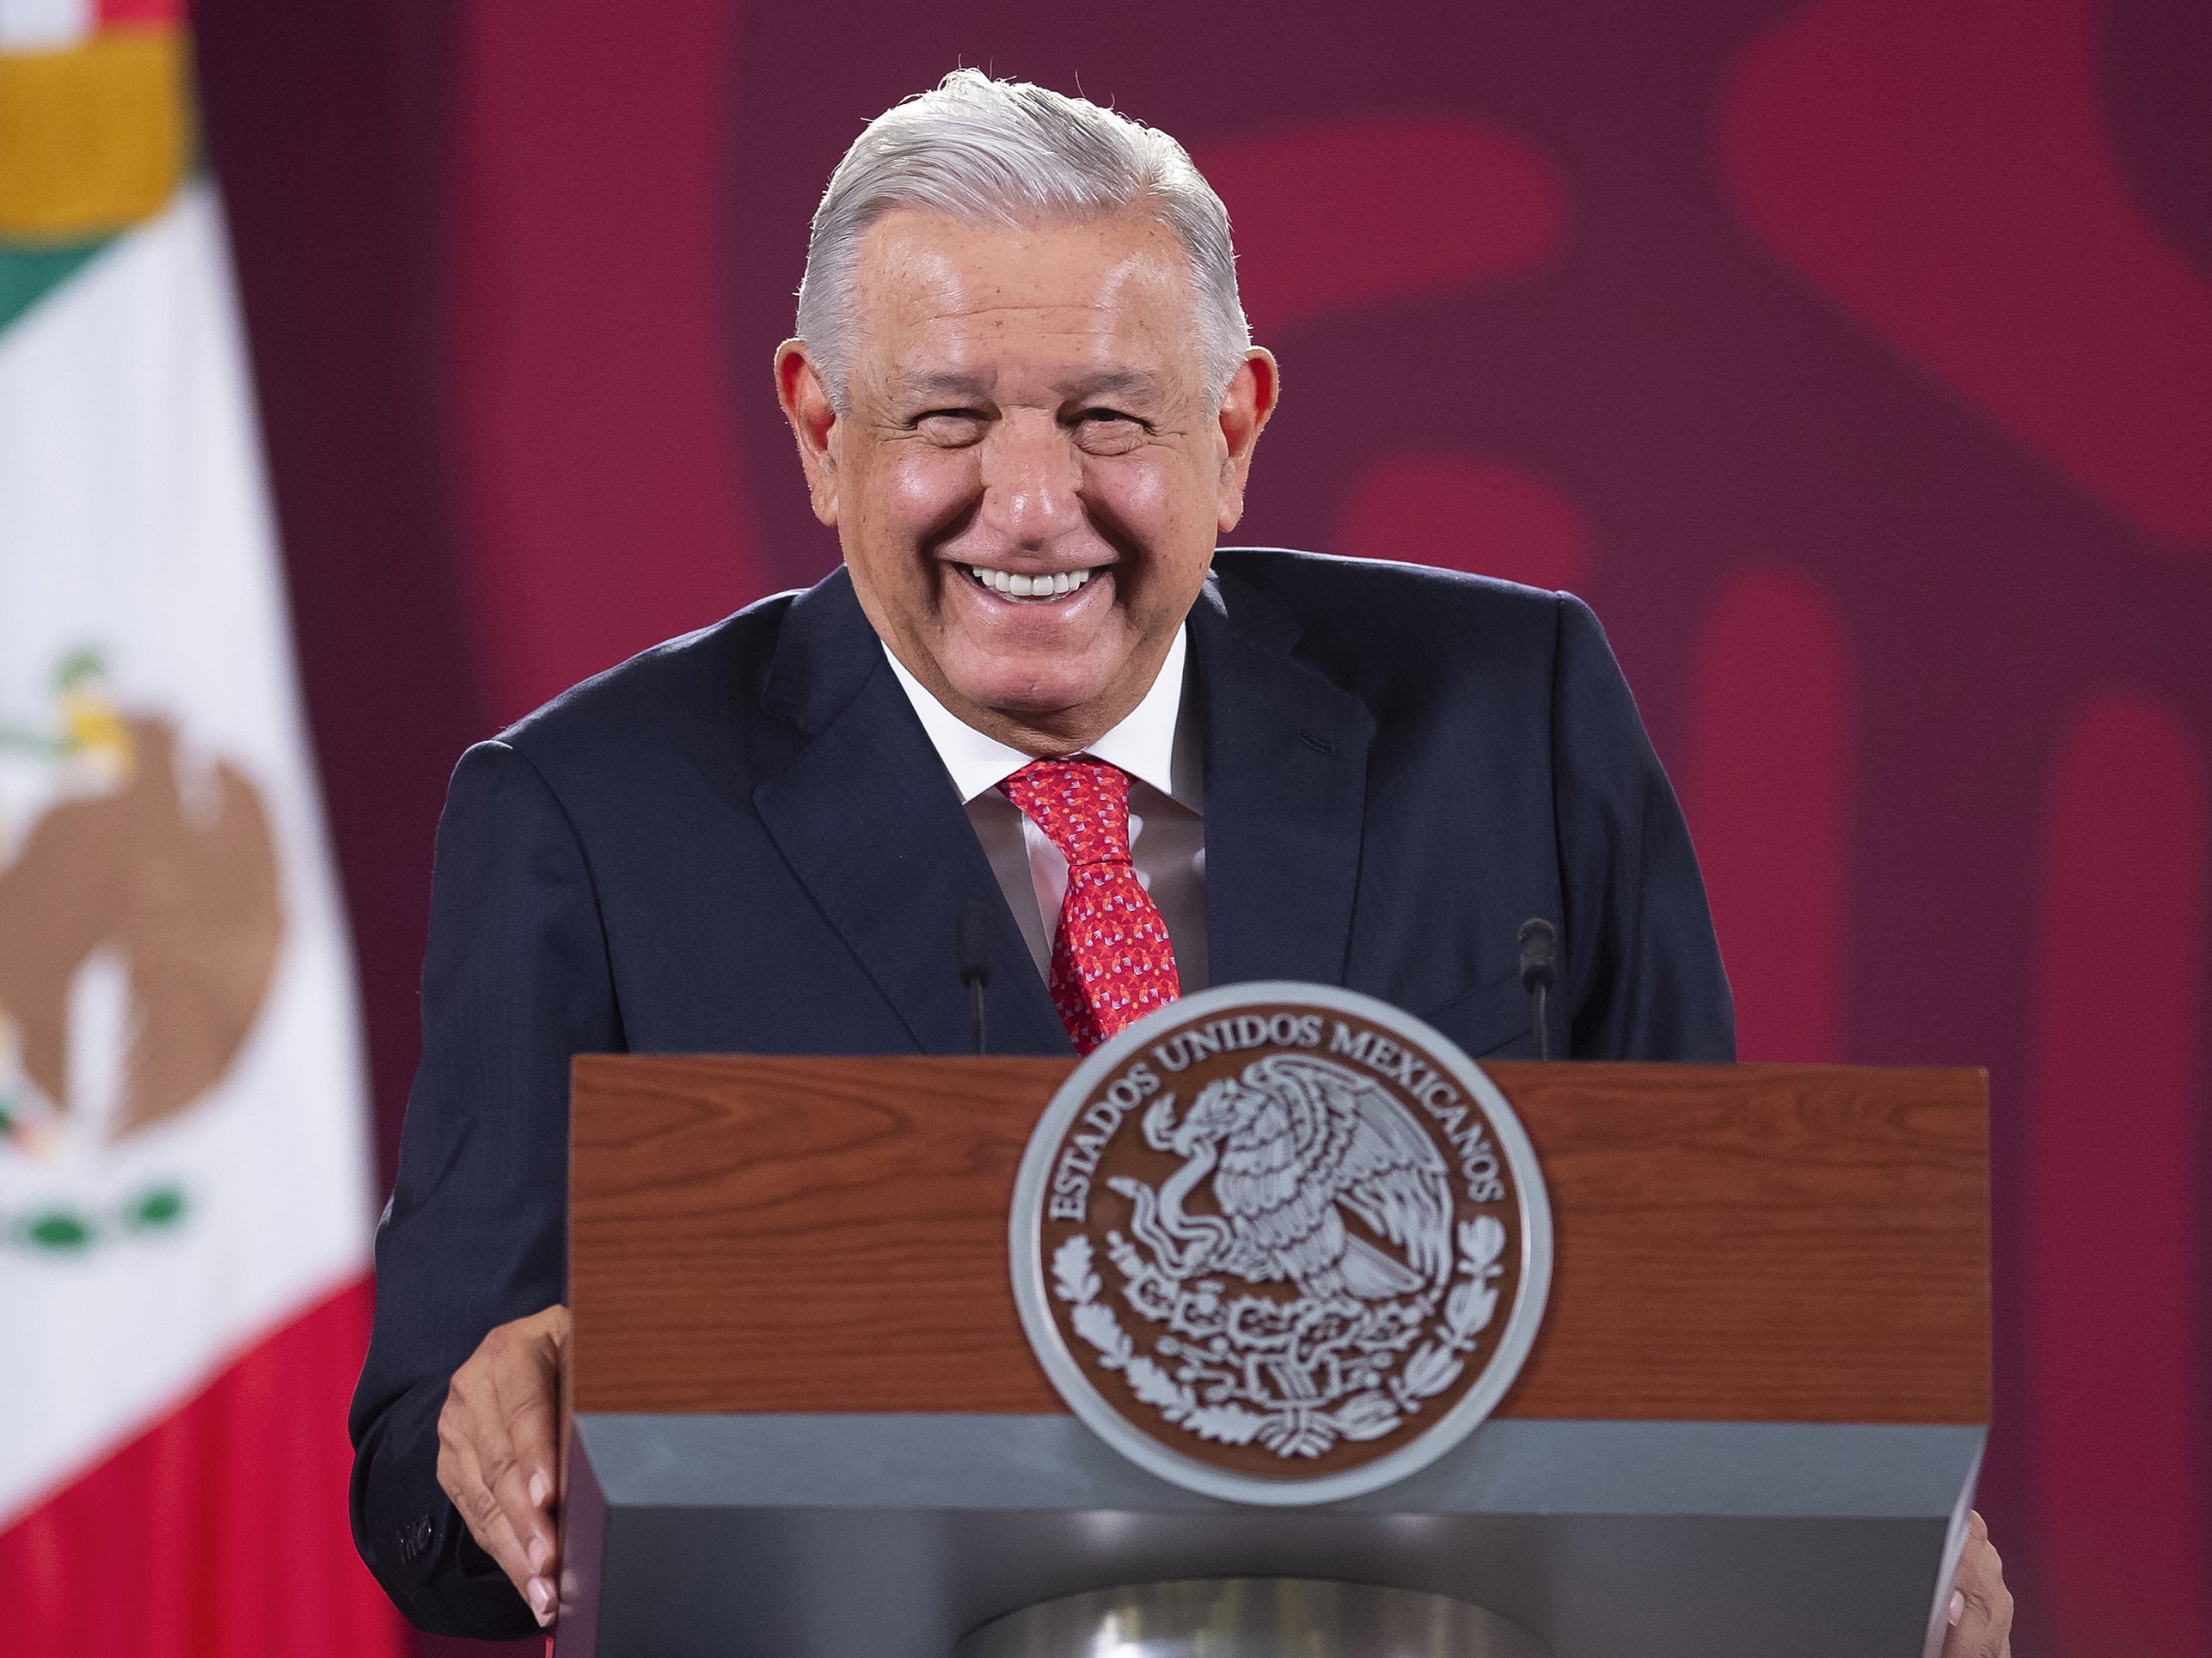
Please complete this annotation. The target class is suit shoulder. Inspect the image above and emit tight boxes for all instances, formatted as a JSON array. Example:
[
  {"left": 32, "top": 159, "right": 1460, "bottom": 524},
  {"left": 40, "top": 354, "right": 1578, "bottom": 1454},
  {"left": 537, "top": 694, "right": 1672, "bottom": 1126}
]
[
  {"left": 493, "top": 587, "right": 805, "bottom": 770},
  {"left": 1210, "top": 546, "right": 1576, "bottom": 682}
]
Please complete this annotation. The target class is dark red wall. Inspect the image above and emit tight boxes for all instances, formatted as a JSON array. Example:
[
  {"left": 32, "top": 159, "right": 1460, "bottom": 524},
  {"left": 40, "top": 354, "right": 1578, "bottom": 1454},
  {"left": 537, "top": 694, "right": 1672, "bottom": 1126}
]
[{"left": 194, "top": 3, "right": 2212, "bottom": 1652}]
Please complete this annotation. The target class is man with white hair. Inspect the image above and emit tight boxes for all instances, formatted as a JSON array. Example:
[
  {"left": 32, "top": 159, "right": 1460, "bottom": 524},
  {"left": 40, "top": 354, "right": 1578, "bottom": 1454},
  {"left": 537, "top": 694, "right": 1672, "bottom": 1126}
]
[{"left": 348, "top": 72, "right": 2007, "bottom": 1651}]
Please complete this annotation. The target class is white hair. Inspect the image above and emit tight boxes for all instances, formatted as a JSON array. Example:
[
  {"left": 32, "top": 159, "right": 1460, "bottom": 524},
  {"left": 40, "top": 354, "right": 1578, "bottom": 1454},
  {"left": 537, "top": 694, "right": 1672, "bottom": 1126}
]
[{"left": 796, "top": 70, "right": 1250, "bottom": 413}]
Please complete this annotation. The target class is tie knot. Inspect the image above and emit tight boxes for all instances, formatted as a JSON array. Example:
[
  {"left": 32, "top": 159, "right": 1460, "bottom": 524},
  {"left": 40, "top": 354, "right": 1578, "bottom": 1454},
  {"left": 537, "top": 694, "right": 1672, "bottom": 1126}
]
[{"left": 1000, "top": 757, "right": 1132, "bottom": 869}]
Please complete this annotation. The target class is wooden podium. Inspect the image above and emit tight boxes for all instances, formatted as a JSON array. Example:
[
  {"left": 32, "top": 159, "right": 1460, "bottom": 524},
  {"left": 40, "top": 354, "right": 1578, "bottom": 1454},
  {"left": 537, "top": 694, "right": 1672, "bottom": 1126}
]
[{"left": 555, "top": 1058, "right": 1988, "bottom": 1658}]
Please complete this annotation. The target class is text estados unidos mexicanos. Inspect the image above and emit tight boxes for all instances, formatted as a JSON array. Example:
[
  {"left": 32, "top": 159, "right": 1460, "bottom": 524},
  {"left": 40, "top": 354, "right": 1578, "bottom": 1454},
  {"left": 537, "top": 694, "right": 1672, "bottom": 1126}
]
[{"left": 1046, "top": 1016, "right": 1508, "bottom": 1222}]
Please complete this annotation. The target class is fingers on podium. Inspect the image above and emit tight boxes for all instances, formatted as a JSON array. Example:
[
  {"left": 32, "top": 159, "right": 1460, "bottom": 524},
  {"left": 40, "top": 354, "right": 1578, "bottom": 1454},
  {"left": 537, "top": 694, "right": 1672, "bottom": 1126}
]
[{"left": 435, "top": 1306, "right": 572, "bottom": 1625}]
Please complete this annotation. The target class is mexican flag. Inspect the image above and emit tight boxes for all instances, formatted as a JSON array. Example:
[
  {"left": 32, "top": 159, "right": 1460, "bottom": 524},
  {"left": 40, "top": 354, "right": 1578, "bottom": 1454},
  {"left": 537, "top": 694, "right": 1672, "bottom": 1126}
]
[{"left": 0, "top": 3, "right": 401, "bottom": 1654}]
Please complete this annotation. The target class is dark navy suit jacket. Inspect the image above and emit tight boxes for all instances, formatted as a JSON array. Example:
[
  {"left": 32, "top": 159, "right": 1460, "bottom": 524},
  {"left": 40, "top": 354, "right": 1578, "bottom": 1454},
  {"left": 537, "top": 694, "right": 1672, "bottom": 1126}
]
[{"left": 349, "top": 548, "right": 1735, "bottom": 1636}]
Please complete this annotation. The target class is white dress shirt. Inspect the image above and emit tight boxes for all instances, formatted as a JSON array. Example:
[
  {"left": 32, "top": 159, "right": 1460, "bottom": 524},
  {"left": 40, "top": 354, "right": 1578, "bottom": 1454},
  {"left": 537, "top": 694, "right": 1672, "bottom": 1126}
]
[{"left": 885, "top": 630, "right": 1209, "bottom": 992}]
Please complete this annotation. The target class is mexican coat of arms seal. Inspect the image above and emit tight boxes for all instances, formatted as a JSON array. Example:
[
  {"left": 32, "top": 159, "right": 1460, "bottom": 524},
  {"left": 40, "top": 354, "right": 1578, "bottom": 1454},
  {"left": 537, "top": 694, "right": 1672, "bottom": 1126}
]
[{"left": 1011, "top": 982, "right": 1553, "bottom": 1504}]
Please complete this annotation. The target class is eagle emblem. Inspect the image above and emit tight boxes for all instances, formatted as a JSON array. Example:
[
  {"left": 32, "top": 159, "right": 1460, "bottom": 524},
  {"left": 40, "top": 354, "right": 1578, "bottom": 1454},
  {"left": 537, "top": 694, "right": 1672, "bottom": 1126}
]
[
  {"left": 1013, "top": 984, "right": 1551, "bottom": 1505},
  {"left": 1120, "top": 1053, "right": 1454, "bottom": 1303},
  {"left": 0, "top": 650, "right": 285, "bottom": 1251}
]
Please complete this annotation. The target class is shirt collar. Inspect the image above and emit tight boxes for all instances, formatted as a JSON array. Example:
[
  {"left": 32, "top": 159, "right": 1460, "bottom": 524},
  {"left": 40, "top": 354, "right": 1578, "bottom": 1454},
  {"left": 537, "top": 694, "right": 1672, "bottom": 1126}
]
[{"left": 884, "top": 627, "right": 1188, "bottom": 805}]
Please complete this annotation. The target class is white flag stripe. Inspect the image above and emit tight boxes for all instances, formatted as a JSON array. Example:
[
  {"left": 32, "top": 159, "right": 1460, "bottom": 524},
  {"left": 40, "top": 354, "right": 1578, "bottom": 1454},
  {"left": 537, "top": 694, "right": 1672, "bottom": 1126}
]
[
  {"left": 0, "top": 0, "right": 90, "bottom": 52},
  {"left": 0, "top": 181, "right": 374, "bottom": 1526}
]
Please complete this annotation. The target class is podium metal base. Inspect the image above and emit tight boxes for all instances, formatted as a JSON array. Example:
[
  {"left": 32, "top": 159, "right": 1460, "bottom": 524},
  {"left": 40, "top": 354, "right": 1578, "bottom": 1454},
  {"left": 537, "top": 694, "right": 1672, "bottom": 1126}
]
[
  {"left": 957, "top": 1579, "right": 1550, "bottom": 1658},
  {"left": 557, "top": 1412, "right": 1983, "bottom": 1657}
]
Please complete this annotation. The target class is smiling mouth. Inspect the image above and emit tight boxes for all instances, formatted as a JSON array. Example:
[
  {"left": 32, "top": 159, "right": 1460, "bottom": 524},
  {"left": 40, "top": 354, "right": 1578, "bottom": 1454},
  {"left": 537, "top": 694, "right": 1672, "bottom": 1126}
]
[{"left": 960, "top": 563, "right": 1100, "bottom": 603}]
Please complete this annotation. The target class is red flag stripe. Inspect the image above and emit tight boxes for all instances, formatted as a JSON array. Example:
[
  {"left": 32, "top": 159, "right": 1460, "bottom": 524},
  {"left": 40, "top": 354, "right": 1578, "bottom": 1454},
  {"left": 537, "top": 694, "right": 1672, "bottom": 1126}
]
[
  {"left": 0, "top": 1276, "right": 405, "bottom": 1658},
  {"left": 97, "top": 0, "right": 187, "bottom": 24}
]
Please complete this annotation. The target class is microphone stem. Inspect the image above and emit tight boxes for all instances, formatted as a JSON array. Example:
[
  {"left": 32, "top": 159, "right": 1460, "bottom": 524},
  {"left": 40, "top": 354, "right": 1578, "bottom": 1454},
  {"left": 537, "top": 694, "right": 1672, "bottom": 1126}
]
[
  {"left": 970, "top": 977, "right": 987, "bottom": 1055},
  {"left": 1534, "top": 982, "right": 1550, "bottom": 1062}
]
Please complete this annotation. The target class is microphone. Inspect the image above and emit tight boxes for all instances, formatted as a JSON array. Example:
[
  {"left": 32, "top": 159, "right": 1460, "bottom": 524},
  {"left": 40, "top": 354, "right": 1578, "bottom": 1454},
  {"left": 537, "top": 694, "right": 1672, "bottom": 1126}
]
[
  {"left": 955, "top": 901, "right": 993, "bottom": 1055},
  {"left": 1517, "top": 917, "right": 1557, "bottom": 1061}
]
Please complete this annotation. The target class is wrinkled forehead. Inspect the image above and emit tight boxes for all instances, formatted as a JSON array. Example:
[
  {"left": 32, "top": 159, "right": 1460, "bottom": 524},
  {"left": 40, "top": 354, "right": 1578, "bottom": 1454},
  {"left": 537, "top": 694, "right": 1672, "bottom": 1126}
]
[{"left": 849, "top": 207, "right": 1208, "bottom": 397}]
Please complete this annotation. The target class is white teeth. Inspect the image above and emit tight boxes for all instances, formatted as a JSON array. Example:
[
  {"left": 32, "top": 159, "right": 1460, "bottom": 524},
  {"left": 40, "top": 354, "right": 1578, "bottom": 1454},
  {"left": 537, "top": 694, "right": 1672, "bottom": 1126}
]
[{"left": 967, "top": 566, "right": 1094, "bottom": 601}]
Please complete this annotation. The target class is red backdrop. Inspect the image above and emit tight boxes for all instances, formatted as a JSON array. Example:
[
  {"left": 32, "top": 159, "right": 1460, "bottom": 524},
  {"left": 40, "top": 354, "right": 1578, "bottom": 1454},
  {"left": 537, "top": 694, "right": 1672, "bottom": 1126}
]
[{"left": 190, "top": 2, "right": 2212, "bottom": 1652}]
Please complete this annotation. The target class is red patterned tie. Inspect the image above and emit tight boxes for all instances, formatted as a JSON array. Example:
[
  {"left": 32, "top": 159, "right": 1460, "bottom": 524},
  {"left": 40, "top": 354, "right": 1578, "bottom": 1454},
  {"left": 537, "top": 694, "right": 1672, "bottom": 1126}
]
[{"left": 999, "top": 758, "right": 1182, "bottom": 1054}]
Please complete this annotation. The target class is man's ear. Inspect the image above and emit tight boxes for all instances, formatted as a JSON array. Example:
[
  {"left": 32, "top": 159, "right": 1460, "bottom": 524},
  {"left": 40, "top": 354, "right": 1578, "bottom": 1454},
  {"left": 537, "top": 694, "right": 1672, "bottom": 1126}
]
[
  {"left": 775, "top": 340, "right": 841, "bottom": 527},
  {"left": 1216, "top": 348, "right": 1280, "bottom": 535}
]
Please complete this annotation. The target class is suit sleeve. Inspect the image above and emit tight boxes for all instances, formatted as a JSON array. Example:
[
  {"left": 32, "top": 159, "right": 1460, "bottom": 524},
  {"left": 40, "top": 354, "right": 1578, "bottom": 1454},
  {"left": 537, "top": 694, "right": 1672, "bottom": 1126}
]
[
  {"left": 348, "top": 738, "right": 620, "bottom": 1637},
  {"left": 1549, "top": 595, "right": 1737, "bottom": 1061}
]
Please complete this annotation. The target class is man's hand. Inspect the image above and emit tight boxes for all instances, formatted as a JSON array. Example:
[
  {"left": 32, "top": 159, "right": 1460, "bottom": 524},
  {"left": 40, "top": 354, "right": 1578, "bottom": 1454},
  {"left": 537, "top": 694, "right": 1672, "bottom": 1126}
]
[
  {"left": 437, "top": 1305, "right": 571, "bottom": 1628},
  {"left": 1941, "top": 1510, "right": 2013, "bottom": 1658}
]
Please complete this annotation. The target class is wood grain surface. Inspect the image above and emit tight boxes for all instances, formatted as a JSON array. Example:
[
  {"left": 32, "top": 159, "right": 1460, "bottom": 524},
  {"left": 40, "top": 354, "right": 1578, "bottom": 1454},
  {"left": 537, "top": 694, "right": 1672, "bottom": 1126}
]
[{"left": 569, "top": 1056, "right": 1988, "bottom": 1424}]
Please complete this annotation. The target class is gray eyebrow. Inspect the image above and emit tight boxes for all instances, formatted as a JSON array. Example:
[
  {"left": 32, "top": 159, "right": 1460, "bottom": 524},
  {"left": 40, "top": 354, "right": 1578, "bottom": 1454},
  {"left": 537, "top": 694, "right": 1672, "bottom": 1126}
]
[
  {"left": 892, "top": 370, "right": 996, "bottom": 401},
  {"left": 1060, "top": 369, "right": 1167, "bottom": 403},
  {"left": 887, "top": 367, "right": 1169, "bottom": 406}
]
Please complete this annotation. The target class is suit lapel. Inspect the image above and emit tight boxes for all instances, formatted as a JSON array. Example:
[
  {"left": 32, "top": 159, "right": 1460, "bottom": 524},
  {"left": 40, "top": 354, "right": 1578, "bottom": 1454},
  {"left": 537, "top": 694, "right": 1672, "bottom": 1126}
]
[
  {"left": 1190, "top": 571, "right": 1376, "bottom": 988},
  {"left": 753, "top": 571, "right": 1071, "bottom": 1056}
]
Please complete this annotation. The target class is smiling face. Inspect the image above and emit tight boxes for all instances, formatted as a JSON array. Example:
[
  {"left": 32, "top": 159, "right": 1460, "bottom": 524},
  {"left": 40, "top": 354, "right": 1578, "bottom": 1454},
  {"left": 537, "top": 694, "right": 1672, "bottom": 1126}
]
[{"left": 776, "top": 208, "right": 1277, "bottom": 755}]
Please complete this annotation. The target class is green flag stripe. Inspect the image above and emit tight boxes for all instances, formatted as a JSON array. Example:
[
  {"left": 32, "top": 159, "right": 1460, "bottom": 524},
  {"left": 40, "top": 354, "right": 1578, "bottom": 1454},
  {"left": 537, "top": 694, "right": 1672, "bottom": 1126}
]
[{"left": 0, "top": 241, "right": 116, "bottom": 334}]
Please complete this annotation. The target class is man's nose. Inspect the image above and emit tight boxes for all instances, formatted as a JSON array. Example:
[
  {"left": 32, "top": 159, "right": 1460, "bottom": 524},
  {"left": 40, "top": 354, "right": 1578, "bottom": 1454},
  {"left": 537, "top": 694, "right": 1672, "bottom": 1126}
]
[{"left": 977, "top": 414, "right": 1081, "bottom": 548}]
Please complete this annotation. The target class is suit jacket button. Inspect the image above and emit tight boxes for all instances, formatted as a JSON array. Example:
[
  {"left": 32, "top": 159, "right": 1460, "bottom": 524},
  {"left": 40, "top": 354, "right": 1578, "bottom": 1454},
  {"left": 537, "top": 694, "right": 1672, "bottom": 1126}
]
[{"left": 397, "top": 1514, "right": 433, "bottom": 1562}]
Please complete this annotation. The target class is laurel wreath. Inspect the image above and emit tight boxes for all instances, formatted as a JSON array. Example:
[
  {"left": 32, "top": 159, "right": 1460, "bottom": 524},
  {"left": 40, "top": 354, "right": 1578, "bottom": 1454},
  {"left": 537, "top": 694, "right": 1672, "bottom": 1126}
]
[{"left": 1052, "top": 1215, "right": 1508, "bottom": 1459}]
